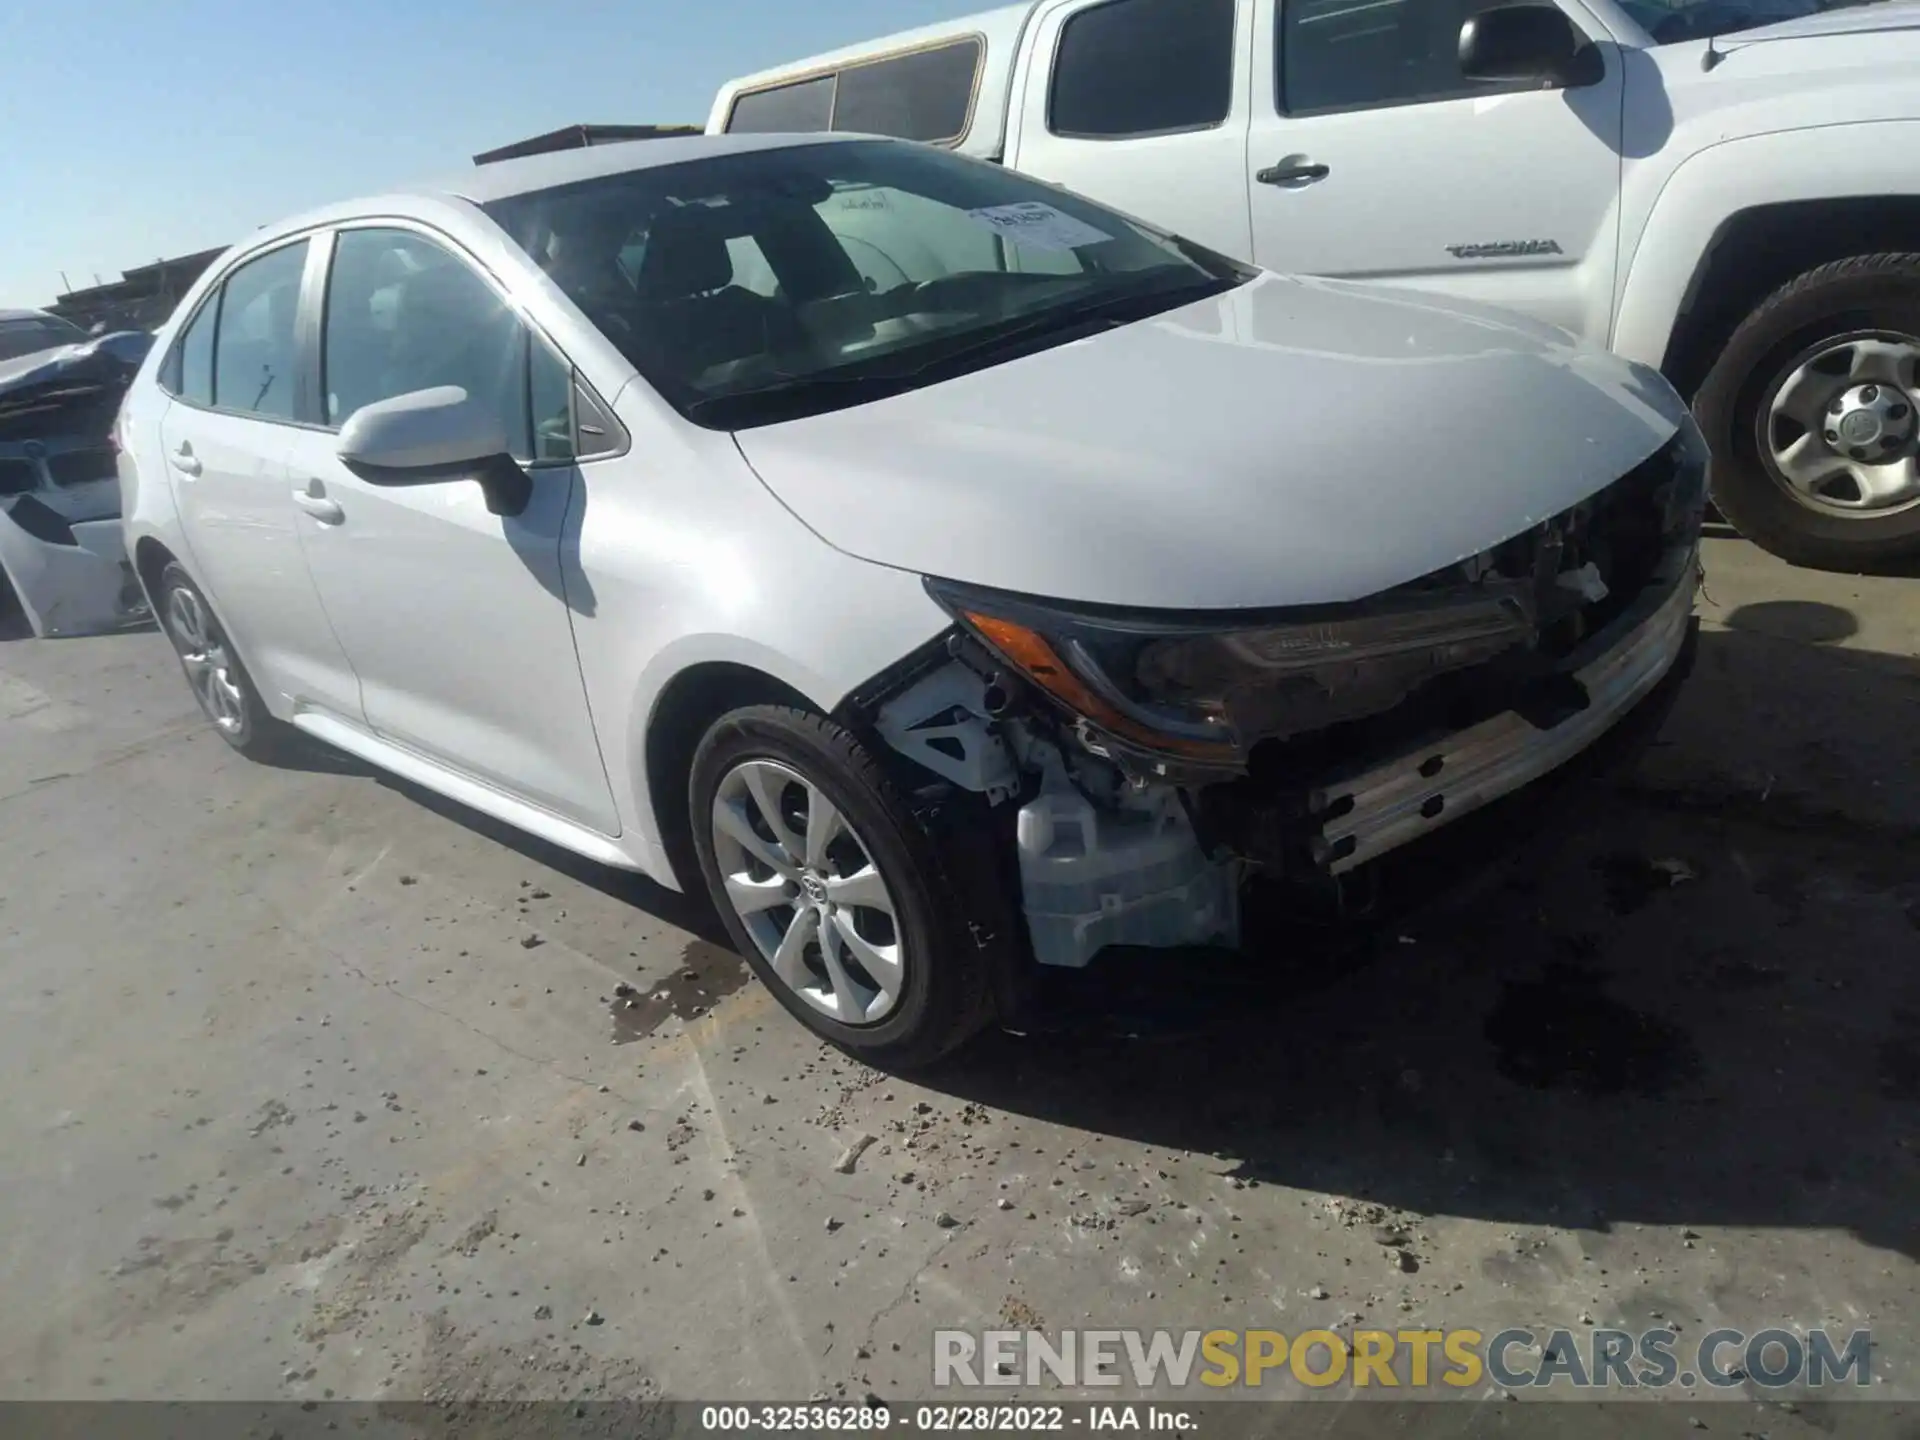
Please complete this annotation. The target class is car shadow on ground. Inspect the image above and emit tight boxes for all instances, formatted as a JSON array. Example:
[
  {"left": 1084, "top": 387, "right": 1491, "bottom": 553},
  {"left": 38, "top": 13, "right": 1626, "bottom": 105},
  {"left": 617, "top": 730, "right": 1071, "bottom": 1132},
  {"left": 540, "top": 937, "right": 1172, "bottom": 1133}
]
[
  {"left": 919, "top": 622, "right": 1920, "bottom": 1260},
  {"left": 239, "top": 613, "right": 1920, "bottom": 1261},
  {"left": 254, "top": 727, "right": 730, "bottom": 945}
]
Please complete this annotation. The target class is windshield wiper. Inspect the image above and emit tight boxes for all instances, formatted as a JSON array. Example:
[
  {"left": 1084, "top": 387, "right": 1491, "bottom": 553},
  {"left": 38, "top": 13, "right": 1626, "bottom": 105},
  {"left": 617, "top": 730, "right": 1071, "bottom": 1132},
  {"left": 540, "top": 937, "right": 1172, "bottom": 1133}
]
[
  {"left": 682, "top": 370, "right": 920, "bottom": 424},
  {"left": 684, "top": 272, "right": 1238, "bottom": 428},
  {"left": 880, "top": 272, "right": 1238, "bottom": 381}
]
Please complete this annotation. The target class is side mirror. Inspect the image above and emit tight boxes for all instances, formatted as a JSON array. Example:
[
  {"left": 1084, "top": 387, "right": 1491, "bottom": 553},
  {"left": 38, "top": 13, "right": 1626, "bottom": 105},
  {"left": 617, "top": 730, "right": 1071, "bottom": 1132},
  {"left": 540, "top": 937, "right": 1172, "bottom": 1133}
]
[
  {"left": 1459, "top": 3, "right": 1603, "bottom": 88},
  {"left": 335, "top": 385, "right": 532, "bottom": 517}
]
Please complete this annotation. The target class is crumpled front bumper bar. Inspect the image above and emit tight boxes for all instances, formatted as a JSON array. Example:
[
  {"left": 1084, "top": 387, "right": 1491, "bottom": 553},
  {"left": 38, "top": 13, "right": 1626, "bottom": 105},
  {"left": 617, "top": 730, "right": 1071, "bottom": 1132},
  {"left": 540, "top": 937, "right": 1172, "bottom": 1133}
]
[{"left": 1309, "top": 549, "right": 1698, "bottom": 874}]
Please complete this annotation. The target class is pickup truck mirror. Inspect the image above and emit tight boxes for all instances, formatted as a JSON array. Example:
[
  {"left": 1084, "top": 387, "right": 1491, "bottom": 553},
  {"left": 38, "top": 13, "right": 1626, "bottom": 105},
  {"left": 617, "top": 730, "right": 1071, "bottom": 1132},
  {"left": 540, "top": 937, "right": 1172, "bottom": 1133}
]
[
  {"left": 1459, "top": 3, "right": 1604, "bottom": 88},
  {"left": 336, "top": 385, "right": 532, "bottom": 517}
]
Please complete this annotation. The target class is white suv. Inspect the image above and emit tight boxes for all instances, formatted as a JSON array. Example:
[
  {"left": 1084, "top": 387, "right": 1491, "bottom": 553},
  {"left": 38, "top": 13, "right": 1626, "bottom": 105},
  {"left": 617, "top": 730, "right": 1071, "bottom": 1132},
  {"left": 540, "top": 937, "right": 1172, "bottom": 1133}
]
[{"left": 119, "top": 134, "right": 1705, "bottom": 1063}]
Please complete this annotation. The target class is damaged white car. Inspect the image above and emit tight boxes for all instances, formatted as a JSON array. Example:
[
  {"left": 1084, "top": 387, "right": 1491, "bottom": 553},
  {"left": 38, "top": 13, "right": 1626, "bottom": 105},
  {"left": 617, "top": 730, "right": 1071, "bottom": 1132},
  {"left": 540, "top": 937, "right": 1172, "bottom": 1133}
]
[
  {"left": 0, "top": 312, "right": 152, "bottom": 637},
  {"left": 118, "top": 135, "right": 1704, "bottom": 1063}
]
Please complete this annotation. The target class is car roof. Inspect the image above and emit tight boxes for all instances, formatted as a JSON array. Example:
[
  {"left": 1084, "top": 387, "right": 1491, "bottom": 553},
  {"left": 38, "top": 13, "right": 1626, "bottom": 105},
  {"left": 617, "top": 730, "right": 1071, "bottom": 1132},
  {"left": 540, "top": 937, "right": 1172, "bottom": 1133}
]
[
  {"left": 439, "top": 130, "right": 864, "bottom": 205},
  {"left": 243, "top": 131, "right": 873, "bottom": 252},
  {"left": 0, "top": 309, "right": 67, "bottom": 325}
]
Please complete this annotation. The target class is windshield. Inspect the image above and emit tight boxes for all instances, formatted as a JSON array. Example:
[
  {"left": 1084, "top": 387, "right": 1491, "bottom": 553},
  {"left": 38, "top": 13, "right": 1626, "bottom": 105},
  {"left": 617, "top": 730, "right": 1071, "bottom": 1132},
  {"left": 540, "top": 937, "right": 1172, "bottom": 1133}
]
[
  {"left": 0, "top": 315, "right": 89, "bottom": 364},
  {"left": 485, "top": 140, "right": 1251, "bottom": 428},
  {"left": 1618, "top": 0, "right": 1886, "bottom": 43}
]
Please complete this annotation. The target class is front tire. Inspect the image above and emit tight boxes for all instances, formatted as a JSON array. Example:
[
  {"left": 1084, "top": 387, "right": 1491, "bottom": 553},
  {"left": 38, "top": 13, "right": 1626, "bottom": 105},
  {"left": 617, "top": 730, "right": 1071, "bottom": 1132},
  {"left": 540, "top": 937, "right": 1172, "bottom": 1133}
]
[
  {"left": 1695, "top": 253, "right": 1920, "bottom": 569},
  {"left": 689, "top": 705, "right": 993, "bottom": 1067},
  {"left": 155, "top": 561, "right": 295, "bottom": 759}
]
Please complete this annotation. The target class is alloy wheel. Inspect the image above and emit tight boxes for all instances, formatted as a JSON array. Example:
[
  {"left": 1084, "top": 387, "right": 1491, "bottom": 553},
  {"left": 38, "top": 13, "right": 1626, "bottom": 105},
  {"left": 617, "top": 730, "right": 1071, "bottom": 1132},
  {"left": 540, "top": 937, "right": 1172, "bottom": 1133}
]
[
  {"left": 708, "top": 758, "right": 905, "bottom": 1026},
  {"left": 165, "top": 585, "right": 247, "bottom": 736}
]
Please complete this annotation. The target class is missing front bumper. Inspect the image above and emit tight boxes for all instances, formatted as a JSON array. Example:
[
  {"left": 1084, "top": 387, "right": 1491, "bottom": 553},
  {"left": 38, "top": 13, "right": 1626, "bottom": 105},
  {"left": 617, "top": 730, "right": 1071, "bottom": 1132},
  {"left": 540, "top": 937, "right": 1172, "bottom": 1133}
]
[{"left": 1309, "top": 557, "right": 1698, "bottom": 874}]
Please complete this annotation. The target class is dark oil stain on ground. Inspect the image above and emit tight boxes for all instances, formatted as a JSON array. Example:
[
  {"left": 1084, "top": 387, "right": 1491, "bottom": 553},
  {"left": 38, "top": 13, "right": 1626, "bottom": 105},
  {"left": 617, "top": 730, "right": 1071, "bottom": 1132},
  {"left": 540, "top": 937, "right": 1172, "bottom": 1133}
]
[
  {"left": 1483, "top": 963, "right": 1700, "bottom": 1096},
  {"left": 1877, "top": 1015, "right": 1920, "bottom": 1101},
  {"left": 1590, "top": 852, "right": 1688, "bottom": 915},
  {"left": 609, "top": 940, "right": 750, "bottom": 1044}
]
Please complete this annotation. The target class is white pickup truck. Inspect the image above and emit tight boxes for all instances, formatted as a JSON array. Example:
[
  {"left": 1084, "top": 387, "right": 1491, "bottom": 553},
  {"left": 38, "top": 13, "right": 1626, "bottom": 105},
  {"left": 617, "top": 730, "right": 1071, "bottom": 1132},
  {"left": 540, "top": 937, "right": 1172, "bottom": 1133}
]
[{"left": 709, "top": 0, "right": 1920, "bottom": 569}]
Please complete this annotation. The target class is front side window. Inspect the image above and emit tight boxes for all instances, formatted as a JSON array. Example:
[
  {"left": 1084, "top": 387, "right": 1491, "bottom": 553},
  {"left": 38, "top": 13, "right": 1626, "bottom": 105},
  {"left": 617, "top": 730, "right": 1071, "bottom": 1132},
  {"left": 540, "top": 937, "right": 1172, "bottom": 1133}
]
[
  {"left": 485, "top": 139, "right": 1251, "bottom": 430},
  {"left": 322, "top": 228, "right": 539, "bottom": 461},
  {"left": 1282, "top": 0, "right": 1539, "bottom": 114},
  {"left": 1050, "top": 0, "right": 1237, "bottom": 139},
  {"left": 212, "top": 241, "right": 308, "bottom": 420}
]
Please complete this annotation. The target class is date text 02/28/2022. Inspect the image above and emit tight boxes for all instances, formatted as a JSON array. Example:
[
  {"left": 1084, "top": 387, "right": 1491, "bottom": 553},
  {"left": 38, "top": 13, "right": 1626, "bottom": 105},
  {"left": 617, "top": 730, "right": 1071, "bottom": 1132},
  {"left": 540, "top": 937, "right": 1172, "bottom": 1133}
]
[{"left": 700, "top": 1405, "right": 1194, "bottom": 1431}]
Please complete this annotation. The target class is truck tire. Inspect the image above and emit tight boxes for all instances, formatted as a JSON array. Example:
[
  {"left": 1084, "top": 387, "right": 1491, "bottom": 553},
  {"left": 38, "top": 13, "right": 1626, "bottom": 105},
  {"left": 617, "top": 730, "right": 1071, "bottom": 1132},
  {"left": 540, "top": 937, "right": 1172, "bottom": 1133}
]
[{"left": 1694, "top": 253, "right": 1920, "bottom": 570}]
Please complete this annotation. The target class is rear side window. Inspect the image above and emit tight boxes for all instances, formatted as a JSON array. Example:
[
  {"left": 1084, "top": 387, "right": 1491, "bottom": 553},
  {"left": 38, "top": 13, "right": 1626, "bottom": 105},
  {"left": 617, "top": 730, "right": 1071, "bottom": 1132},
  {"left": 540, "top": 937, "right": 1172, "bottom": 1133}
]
[
  {"left": 727, "top": 75, "right": 835, "bottom": 134},
  {"left": 212, "top": 241, "right": 309, "bottom": 420},
  {"left": 0, "top": 316, "right": 87, "bottom": 362},
  {"left": 1050, "top": 0, "right": 1237, "bottom": 139},
  {"left": 175, "top": 298, "right": 218, "bottom": 406},
  {"left": 726, "top": 38, "right": 982, "bottom": 146}
]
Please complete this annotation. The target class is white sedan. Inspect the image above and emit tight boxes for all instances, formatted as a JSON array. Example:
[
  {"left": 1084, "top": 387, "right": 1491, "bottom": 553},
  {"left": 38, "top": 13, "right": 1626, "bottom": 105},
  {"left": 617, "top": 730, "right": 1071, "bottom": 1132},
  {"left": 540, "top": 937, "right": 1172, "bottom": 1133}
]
[{"left": 117, "top": 133, "right": 1704, "bottom": 1063}]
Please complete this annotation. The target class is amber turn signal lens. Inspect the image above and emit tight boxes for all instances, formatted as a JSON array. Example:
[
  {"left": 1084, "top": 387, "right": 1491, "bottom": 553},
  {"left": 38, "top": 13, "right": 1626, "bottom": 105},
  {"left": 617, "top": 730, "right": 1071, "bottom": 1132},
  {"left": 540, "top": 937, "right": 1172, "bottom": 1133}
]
[{"left": 962, "top": 610, "right": 1234, "bottom": 763}]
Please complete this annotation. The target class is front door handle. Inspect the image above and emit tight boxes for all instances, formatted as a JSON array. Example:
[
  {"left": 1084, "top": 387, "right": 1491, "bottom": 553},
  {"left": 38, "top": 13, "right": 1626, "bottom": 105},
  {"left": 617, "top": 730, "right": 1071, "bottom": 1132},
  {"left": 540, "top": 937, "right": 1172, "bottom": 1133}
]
[
  {"left": 1256, "top": 161, "right": 1331, "bottom": 187},
  {"left": 292, "top": 486, "right": 344, "bottom": 525},
  {"left": 169, "top": 444, "right": 202, "bottom": 477}
]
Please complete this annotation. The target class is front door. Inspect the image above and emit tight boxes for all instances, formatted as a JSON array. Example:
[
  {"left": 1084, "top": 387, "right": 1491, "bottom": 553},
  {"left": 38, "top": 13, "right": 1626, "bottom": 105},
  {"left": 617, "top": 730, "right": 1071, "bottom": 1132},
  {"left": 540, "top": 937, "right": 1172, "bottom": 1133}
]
[
  {"left": 284, "top": 224, "right": 620, "bottom": 835},
  {"left": 160, "top": 237, "right": 361, "bottom": 720},
  {"left": 1245, "top": 0, "right": 1627, "bottom": 343}
]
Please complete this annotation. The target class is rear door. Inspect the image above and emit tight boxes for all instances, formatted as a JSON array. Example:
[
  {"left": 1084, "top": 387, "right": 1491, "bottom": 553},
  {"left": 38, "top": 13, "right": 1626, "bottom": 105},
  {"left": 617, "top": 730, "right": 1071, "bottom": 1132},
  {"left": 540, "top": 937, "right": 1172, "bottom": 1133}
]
[
  {"left": 1243, "top": 0, "right": 1627, "bottom": 341},
  {"left": 1008, "top": 0, "right": 1256, "bottom": 264},
  {"left": 281, "top": 224, "right": 620, "bottom": 834},
  {"left": 157, "top": 239, "right": 363, "bottom": 720}
]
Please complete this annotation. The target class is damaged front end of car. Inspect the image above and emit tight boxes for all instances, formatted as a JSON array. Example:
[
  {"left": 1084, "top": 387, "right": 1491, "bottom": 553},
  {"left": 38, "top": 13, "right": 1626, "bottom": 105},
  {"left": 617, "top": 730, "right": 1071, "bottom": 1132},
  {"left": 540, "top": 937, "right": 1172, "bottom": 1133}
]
[
  {"left": 846, "top": 431, "right": 1707, "bottom": 983},
  {"left": 0, "top": 333, "right": 153, "bottom": 638}
]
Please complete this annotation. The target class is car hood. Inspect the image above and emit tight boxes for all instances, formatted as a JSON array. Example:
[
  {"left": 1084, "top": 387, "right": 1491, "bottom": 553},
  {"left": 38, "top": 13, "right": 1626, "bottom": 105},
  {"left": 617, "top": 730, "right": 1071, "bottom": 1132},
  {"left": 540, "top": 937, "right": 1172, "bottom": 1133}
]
[{"left": 731, "top": 273, "right": 1689, "bottom": 611}]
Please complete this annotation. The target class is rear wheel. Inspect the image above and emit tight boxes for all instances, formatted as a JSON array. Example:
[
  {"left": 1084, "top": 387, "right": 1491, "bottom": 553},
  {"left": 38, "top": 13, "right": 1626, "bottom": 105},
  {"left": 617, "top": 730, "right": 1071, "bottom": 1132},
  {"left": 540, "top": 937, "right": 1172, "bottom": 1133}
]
[
  {"left": 1695, "top": 254, "right": 1920, "bottom": 569},
  {"left": 689, "top": 705, "right": 992, "bottom": 1067},
  {"left": 155, "top": 561, "right": 295, "bottom": 759}
]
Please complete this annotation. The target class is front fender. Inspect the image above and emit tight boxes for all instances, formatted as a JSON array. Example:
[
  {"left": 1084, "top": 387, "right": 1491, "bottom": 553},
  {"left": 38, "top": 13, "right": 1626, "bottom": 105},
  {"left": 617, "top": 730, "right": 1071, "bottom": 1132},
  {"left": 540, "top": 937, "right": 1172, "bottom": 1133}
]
[
  {"left": 1611, "top": 120, "right": 1920, "bottom": 369},
  {"left": 615, "top": 572, "right": 950, "bottom": 889}
]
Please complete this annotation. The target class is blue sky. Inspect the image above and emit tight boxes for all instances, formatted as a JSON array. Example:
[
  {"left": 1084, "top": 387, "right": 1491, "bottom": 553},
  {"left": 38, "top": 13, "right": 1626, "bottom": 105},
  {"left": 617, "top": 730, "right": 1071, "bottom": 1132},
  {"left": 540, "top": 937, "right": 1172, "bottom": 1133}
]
[{"left": 0, "top": 0, "right": 982, "bottom": 309}]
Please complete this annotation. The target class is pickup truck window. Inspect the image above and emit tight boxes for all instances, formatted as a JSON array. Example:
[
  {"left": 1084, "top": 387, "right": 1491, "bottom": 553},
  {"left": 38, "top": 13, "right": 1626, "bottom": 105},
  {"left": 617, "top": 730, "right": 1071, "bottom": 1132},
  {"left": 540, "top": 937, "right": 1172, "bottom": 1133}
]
[
  {"left": 1619, "top": 0, "right": 1881, "bottom": 43},
  {"left": 485, "top": 140, "right": 1250, "bottom": 429},
  {"left": 727, "top": 38, "right": 984, "bottom": 147},
  {"left": 1050, "top": 0, "right": 1237, "bottom": 139},
  {"left": 728, "top": 76, "right": 833, "bottom": 135},
  {"left": 1281, "top": 0, "right": 1528, "bottom": 115}
]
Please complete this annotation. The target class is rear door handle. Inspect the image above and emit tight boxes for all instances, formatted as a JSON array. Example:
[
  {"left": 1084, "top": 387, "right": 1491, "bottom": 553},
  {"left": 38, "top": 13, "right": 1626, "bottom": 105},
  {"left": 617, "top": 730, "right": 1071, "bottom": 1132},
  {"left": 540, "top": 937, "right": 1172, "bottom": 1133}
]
[
  {"left": 169, "top": 445, "right": 202, "bottom": 477},
  {"left": 1256, "top": 162, "right": 1330, "bottom": 186},
  {"left": 292, "top": 487, "right": 344, "bottom": 525}
]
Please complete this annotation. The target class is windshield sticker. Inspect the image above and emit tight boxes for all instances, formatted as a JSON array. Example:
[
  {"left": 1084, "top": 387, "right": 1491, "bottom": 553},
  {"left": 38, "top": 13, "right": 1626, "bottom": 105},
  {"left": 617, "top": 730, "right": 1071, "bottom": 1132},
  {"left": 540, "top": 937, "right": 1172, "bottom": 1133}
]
[{"left": 964, "top": 202, "right": 1113, "bottom": 253}]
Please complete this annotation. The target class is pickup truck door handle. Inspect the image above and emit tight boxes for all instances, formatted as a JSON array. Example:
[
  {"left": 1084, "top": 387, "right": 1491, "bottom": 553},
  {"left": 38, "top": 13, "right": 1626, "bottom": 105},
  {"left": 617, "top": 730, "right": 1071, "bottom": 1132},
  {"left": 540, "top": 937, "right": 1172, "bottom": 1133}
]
[
  {"left": 168, "top": 444, "right": 202, "bottom": 477},
  {"left": 292, "top": 485, "right": 344, "bottom": 526},
  {"left": 1257, "top": 161, "right": 1331, "bottom": 186}
]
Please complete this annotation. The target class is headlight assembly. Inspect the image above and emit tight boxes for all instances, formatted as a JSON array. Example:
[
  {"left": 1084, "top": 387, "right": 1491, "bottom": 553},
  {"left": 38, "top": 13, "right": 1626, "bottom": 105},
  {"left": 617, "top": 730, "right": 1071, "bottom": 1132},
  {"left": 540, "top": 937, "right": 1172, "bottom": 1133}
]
[{"left": 926, "top": 577, "right": 1538, "bottom": 769}]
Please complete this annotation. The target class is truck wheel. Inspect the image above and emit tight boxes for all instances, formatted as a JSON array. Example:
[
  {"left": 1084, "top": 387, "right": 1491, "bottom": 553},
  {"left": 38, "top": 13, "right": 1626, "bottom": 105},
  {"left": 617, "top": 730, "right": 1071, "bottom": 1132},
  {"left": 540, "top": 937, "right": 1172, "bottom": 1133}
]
[
  {"left": 1694, "top": 253, "right": 1920, "bottom": 569},
  {"left": 689, "top": 705, "right": 995, "bottom": 1068}
]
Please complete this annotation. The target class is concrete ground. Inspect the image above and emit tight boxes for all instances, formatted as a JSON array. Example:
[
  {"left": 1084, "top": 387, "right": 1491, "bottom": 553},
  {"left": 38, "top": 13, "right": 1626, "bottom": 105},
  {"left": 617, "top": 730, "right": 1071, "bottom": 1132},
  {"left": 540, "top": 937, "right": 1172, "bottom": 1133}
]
[{"left": 1, "top": 534, "right": 1916, "bottom": 1428}]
